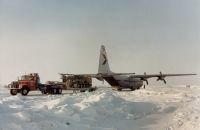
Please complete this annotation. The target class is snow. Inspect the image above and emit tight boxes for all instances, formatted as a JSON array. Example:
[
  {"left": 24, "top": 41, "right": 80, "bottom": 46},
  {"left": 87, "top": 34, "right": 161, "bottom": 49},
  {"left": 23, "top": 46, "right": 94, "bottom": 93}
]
[{"left": 0, "top": 85, "right": 200, "bottom": 130}]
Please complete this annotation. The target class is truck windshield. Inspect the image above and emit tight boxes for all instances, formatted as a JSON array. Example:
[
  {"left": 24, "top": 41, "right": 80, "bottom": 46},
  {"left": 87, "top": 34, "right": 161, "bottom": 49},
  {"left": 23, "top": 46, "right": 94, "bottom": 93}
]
[{"left": 20, "top": 75, "right": 33, "bottom": 80}]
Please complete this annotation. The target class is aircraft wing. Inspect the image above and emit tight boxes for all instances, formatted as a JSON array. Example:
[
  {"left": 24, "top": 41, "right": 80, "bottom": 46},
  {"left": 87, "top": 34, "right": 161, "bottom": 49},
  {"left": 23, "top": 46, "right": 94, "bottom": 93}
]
[
  {"left": 59, "top": 73, "right": 136, "bottom": 81},
  {"left": 130, "top": 73, "right": 197, "bottom": 78},
  {"left": 59, "top": 73, "right": 98, "bottom": 77},
  {"left": 129, "top": 72, "right": 197, "bottom": 84},
  {"left": 59, "top": 73, "right": 135, "bottom": 77}
]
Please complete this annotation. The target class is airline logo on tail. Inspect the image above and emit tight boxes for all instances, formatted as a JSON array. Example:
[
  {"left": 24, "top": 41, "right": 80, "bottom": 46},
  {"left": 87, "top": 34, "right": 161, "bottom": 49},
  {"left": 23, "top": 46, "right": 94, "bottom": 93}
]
[
  {"left": 101, "top": 45, "right": 108, "bottom": 65},
  {"left": 98, "top": 45, "right": 111, "bottom": 74},
  {"left": 102, "top": 53, "right": 107, "bottom": 65}
]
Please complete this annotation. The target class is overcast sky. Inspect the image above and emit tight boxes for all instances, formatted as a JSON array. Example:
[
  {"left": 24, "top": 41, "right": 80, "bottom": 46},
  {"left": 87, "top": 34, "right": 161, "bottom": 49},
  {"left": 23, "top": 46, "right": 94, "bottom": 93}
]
[{"left": 0, "top": 0, "right": 200, "bottom": 85}]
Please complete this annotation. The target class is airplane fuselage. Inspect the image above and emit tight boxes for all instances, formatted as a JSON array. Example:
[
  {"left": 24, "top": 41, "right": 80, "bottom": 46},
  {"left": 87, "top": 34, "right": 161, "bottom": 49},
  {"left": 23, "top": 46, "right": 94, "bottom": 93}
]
[{"left": 103, "top": 75, "right": 143, "bottom": 90}]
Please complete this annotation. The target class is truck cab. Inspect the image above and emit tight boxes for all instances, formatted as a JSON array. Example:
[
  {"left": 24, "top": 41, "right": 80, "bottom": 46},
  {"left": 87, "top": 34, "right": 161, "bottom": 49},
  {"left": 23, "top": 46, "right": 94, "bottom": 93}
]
[
  {"left": 8, "top": 73, "right": 62, "bottom": 96},
  {"left": 8, "top": 73, "right": 40, "bottom": 95}
]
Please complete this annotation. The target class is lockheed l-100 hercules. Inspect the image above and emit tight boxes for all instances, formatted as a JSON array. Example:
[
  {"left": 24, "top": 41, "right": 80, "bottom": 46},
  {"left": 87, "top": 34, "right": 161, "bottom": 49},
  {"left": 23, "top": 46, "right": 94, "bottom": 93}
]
[{"left": 61, "top": 45, "right": 196, "bottom": 91}]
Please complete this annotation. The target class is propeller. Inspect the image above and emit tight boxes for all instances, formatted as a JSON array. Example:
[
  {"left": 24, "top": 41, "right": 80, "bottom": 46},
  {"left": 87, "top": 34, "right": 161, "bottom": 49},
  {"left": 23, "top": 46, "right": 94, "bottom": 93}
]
[
  {"left": 163, "top": 79, "right": 167, "bottom": 84},
  {"left": 157, "top": 72, "right": 167, "bottom": 84},
  {"left": 141, "top": 72, "right": 149, "bottom": 85},
  {"left": 159, "top": 71, "right": 163, "bottom": 76},
  {"left": 143, "top": 79, "right": 149, "bottom": 85}
]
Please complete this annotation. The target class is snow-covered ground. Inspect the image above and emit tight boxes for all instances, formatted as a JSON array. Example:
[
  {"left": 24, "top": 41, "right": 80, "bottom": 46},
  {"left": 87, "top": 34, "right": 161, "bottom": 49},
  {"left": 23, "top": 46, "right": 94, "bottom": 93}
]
[{"left": 0, "top": 85, "right": 199, "bottom": 130}]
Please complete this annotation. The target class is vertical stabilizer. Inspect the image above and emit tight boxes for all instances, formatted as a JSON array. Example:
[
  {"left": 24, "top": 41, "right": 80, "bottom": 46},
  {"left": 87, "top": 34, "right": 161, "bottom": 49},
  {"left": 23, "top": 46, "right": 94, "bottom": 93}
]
[{"left": 98, "top": 45, "right": 112, "bottom": 74}]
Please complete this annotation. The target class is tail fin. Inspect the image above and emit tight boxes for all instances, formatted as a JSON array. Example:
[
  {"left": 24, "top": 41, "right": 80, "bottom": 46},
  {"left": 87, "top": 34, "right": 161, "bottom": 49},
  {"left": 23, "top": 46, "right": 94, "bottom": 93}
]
[{"left": 98, "top": 45, "right": 112, "bottom": 74}]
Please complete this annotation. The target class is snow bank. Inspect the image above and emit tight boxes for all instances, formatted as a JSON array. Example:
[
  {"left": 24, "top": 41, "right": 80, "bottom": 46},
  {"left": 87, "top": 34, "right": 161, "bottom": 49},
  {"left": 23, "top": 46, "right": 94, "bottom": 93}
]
[
  {"left": 0, "top": 86, "right": 199, "bottom": 130},
  {"left": 0, "top": 88, "right": 161, "bottom": 130}
]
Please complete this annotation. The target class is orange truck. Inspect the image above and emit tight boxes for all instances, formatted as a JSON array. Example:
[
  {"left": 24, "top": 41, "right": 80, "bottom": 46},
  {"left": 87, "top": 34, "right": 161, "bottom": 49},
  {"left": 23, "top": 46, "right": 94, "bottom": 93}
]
[{"left": 7, "top": 73, "right": 62, "bottom": 96}]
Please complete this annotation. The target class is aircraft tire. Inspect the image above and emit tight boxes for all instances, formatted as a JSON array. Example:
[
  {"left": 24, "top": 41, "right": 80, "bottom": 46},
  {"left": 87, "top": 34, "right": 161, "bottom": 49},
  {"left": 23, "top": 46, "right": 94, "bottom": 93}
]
[
  {"left": 130, "top": 87, "right": 135, "bottom": 91},
  {"left": 117, "top": 88, "right": 122, "bottom": 91}
]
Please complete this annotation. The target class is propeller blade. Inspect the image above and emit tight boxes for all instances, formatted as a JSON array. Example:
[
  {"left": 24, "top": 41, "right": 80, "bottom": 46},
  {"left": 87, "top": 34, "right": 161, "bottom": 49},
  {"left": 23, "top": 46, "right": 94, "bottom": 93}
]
[
  {"left": 163, "top": 79, "right": 167, "bottom": 84},
  {"left": 146, "top": 80, "right": 149, "bottom": 85},
  {"left": 143, "top": 72, "right": 149, "bottom": 85}
]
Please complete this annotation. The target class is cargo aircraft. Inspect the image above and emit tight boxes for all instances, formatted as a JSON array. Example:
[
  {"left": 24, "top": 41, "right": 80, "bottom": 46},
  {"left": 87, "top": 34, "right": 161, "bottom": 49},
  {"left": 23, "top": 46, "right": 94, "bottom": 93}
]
[{"left": 61, "top": 45, "right": 196, "bottom": 91}]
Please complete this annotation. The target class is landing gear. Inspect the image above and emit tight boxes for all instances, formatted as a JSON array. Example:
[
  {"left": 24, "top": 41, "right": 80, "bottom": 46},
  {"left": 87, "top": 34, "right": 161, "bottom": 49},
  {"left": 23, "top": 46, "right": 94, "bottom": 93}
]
[
  {"left": 117, "top": 87, "right": 122, "bottom": 91},
  {"left": 130, "top": 87, "right": 135, "bottom": 91}
]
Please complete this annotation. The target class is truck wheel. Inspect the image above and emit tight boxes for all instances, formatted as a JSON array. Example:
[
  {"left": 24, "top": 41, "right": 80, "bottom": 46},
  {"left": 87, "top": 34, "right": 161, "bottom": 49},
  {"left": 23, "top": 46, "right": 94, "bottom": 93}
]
[
  {"left": 88, "top": 88, "right": 92, "bottom": 92},
  {"left": 53, "top": 88, "right": 57, "bottom": 94},
  {"left": 57, "top": 88, "right": 62, "bottom": 94},
  {"left": 10, "top": 89, "right": 18, "bottom": 95},
  {"left": 80, "top": 89, "right": 85, "bottom": 92},
  {"left": 41, "top": 90, "right": 47, "bottom": 94},
  {"left": 21, "top": 88, "right": 29, "bottom": 96}
]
